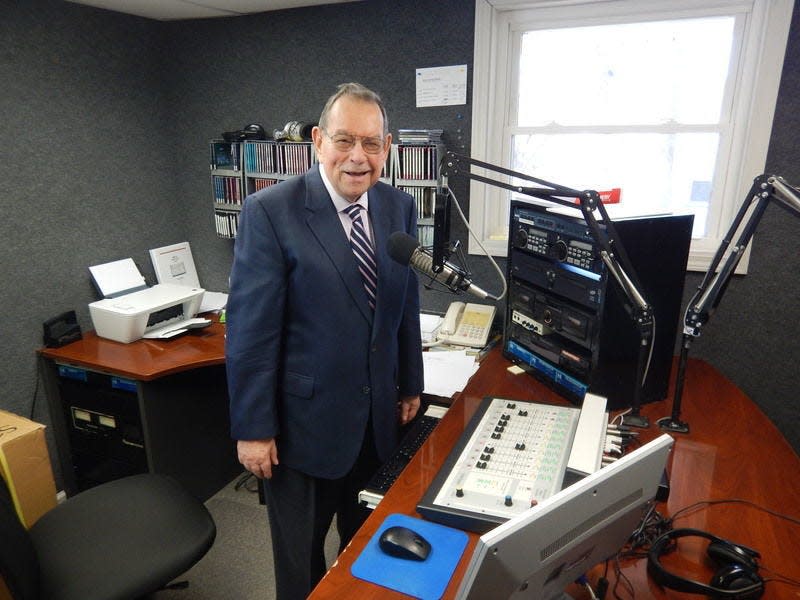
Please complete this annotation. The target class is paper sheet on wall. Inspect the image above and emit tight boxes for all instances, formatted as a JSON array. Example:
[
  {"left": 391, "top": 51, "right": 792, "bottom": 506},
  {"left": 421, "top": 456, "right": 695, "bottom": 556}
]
[{"left": 416, "top": 64, "right": 468, "bottom": 107}]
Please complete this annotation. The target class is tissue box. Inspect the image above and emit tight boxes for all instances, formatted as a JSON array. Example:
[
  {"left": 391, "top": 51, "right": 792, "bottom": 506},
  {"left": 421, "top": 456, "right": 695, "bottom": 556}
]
[{"left": 0, "top": 410, "right": 57, "bottom": 528}]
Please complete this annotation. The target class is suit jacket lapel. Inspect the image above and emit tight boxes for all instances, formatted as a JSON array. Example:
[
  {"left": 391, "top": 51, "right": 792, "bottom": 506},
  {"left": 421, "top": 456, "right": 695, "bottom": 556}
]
[{"left": 304, "top": 166, "right": 374, "bottom": 323}]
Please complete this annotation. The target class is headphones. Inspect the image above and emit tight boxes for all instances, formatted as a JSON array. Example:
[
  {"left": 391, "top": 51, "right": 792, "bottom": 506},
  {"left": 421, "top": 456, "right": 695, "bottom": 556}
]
[
  {"left": 648, "top": 528, "right": 765, "bottom": 599},
  {"left": 222, "top": 123, "right": 267, "bottom": 142}
]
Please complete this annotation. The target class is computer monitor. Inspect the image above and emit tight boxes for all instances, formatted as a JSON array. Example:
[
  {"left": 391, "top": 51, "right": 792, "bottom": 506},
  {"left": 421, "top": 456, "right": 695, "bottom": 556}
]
[{"left": 455, "top": 433, "right": 674, "bottom": 600}]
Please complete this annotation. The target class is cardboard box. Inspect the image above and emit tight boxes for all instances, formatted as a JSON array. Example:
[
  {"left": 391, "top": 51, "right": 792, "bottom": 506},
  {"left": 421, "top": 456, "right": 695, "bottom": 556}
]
[{"left": 0, "top": 410, "right": 57, "bottom": 528}]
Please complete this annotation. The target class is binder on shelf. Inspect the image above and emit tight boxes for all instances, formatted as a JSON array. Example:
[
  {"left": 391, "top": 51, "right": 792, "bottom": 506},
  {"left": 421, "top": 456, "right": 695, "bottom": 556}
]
[
  {"left": 379, "top": 146, "right": 394, "bottom": 184},
  {"left": 214, "top": 211, "right": 239, "bottom": 238},
  {"left": 277, "top": 141, "right": 314, "bottom": 175},
  {"left": 398, "top": 185, "right": 435, "bottom": 221},
  {"left": 394, "top": 143, "right": 441, "bottom": 182},
  {"left": 212, "top": 175, "right": 243, "bottom": 205},
  {"left": 244, "top": 140, "right": 278, "bottom": 175},
  {"left": 210, "top": 140, "right": 241, "bottom": 171}
]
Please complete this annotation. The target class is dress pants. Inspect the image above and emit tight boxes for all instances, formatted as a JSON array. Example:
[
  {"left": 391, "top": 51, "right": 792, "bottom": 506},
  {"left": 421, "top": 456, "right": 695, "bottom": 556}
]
[{"left": 262, "top": 423, "right": 381, "bottom": 600}]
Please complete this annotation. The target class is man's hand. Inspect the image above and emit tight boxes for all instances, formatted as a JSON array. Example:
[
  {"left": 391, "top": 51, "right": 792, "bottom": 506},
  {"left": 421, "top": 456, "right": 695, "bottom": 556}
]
[
  {"left": 237, "top": 438, "right": 279, "bottom": 479},
  {"left": 399, "top": 395, "right": 421, "bottom": 425}
]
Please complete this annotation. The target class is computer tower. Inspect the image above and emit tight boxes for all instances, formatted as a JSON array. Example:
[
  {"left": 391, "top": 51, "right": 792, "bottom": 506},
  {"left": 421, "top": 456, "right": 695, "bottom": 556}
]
[{"left": 503, "top": 201, "right": 693, "bottom": 410}]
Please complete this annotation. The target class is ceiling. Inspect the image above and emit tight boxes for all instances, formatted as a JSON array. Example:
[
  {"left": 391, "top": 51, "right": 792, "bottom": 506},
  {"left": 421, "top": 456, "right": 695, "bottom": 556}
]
[{"left": 65, "top": 0, "right": 358, "bottom": 21}]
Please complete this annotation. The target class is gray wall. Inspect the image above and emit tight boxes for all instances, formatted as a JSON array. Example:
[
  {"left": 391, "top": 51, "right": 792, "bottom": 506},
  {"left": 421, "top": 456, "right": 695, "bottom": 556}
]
[
  {"left": 1, "top": 2, "right": 178, "bottom": 436},
  {"left": 2, "top": 0, "right": 798, "bottom": 489}
]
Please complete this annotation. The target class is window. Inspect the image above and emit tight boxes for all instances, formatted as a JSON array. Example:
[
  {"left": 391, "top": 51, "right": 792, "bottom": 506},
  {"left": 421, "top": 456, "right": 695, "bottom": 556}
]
[{"left": 469, "top": 0, "right": 792, "bottom": 270}]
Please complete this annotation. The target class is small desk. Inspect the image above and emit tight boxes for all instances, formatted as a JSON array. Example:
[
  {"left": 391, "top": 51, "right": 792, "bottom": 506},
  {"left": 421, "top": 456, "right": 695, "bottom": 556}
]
[
  {"left": 311, "top": 348, "right": 800, "bottom": 599},
  {"left": 38, "top": 318, "right": 239, "bottom": 501}
]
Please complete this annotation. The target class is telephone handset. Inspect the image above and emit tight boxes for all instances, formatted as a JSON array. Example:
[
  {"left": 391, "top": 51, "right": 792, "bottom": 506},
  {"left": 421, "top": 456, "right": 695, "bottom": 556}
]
[{"left": 438, "top": 302, "right": 496, "bottom": 348}]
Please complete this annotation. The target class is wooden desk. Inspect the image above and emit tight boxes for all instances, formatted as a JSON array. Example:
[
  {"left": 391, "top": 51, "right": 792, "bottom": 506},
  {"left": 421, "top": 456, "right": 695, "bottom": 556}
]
[
  {"left": 38, "top": 319, "right": 239, "bottom": 501},
  {"left": 311, "top": 349, "right": 800, "bottom": 599}
]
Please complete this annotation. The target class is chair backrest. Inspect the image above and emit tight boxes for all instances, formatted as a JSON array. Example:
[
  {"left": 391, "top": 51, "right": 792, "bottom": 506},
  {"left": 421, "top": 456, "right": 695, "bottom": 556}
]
[{"left": 0, "top": 474, "right": 40, "bottom": 600}]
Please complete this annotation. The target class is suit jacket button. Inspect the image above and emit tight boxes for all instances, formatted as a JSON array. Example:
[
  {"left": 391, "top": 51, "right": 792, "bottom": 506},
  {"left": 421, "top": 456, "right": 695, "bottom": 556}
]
[{"left": 362, "top": 385, "right": 371, "bottom": 394}]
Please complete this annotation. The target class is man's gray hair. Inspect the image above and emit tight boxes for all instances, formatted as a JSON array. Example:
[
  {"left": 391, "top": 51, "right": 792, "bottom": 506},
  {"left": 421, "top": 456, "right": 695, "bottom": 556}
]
[{"left": 318, "top": 82, "right": 389, "bottom": 137}]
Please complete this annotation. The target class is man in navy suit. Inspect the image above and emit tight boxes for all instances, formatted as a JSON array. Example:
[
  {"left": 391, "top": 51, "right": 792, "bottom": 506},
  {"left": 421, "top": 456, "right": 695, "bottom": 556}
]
[{"left": 226, "top": 83, "right": 424, "bottom": 599}]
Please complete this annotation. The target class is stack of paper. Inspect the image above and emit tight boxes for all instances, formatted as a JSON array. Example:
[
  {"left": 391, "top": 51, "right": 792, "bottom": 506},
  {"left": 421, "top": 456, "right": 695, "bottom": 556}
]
[{"left": 423, "top": 349, "right": 479, "bottom": 398}]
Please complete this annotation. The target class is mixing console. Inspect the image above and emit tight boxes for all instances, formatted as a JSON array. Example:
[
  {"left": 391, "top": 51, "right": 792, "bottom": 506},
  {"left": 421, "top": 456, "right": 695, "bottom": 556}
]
[{"left": 418, "top": 396, "right": 606, "bottom": 533}]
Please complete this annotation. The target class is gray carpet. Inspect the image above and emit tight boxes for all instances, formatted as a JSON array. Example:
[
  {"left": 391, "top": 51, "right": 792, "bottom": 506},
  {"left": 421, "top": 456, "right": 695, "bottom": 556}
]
[{"left": 149, "top": 474, "right": 341, "bottom": 599}]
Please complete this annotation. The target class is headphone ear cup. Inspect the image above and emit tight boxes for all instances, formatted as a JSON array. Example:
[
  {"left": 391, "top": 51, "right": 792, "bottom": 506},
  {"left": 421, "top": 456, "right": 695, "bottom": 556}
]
[
  {"left": 710, "top": 564, "right": 764, "bottom": 600},
  {"left": 707, "top": 541, "right": 759, "bottom": 571}
]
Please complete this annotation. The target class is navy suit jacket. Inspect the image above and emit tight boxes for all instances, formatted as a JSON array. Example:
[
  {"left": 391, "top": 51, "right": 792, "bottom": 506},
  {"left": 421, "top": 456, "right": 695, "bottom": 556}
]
[{"left": 226, "top": 165, "right": 424, "bottom": 479}]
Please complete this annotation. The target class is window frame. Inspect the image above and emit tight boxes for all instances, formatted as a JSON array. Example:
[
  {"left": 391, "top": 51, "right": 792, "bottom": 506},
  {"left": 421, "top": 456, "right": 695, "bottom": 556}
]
[{"left": 468, "top": 0, "right": 793, "bottom": 271}]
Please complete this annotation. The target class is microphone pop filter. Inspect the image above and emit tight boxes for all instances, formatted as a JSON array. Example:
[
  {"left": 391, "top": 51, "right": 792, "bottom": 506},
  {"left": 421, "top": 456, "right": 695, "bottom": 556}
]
[{"left": 387, "top": 231, "right": 420, "bottom": 265}]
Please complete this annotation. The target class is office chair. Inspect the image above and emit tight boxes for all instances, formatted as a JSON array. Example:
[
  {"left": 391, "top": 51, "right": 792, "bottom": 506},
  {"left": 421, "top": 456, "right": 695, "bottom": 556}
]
[{"left": 0, "top": 472, "right": 216, "bottom": 600}]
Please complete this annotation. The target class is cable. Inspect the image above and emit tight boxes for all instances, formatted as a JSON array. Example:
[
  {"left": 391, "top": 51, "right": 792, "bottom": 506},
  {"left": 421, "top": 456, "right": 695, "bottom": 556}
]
[
  {"left": 422, "top": 339, "right": 445, "bottom": 348},
  {"left": 642, "top": 313, "right": 656, "bottom": 387},
  {"left": 576, "top": 575, "right": 598, "bottom": 600},
  {"left": 30, "top": 360, "right": 41, "bottom": 420},
  {"left": 596, "top": 576, "right": 609, "bottom": 600},
  {"left": 602, "top": 501, "right": 672, "bottom": 599},
  {"left": 583, "top": 581, "right": 598, "bottom": 600},
  {"left": 668, "top": 498, "right": 800, "bottom": 529},
  {"left": 610, "top": 409, "right": 630, "bottom": 426},
  {"left": 446, "top": 187, "right": 508, "bottom": 301},
  {"left": 761, "top": 566, "right": 800, "bottom": 590},
  {"left": 234, "top": 471, "right": 260, "bottom": 493},
  {"left": 611, "top": 554, "right": 636, "bottom": 600}
]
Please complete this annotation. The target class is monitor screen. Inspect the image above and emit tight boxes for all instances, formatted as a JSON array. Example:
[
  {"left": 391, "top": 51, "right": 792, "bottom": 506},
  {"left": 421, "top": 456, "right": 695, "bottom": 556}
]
[{"left": 455, "top": 433, "right": 673, "bottom": 600}]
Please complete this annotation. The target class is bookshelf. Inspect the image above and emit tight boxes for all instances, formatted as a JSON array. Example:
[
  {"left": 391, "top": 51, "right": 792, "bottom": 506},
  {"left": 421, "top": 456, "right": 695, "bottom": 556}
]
[
  {"left": 210, "top": 140, "right": 244, "bottom": 239},
  {"left": 392, "top": 139, "right": 444, "bottom": 247},
  {"left": 243, "top": 140, "right": 317, "bottom": 197},
  {"left": 210, "top": 132, "right": 444, "bottom": 243},
  {"left": 209, "top": 140, "right": 317, "bottom": 238}
]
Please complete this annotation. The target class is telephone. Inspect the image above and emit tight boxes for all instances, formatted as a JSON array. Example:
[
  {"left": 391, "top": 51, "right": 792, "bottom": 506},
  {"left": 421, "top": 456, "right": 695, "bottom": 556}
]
[{"left": 438, "top": 302, "right": 496, "bottom": 348}]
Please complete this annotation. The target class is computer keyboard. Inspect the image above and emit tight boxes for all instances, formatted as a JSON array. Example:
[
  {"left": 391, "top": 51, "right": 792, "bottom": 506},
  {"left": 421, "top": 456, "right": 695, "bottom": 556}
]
[{"left": 358, "top": 404, "right": 447, "bottom": 509}]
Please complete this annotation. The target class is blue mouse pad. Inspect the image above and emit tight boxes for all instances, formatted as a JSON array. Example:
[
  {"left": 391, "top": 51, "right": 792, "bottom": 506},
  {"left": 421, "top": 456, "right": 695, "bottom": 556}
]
[{"left": 351, "top": 513, "right": 469, "bottom": 599}]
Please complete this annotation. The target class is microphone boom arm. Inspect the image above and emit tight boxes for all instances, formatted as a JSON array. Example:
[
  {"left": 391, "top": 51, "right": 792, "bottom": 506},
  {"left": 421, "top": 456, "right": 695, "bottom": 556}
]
[
  {"left": 441, "top": 151, "right": 654, "bottom": 426},
  {"left": 441, "top": 152, "right": 650, "bottom": 313},
  {"left": 660, "top": 174, "right": 800, "bottom": 433}
]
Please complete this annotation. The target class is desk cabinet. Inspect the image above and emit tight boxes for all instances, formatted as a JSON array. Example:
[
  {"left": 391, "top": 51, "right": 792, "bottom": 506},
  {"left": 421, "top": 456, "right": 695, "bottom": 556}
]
[
  {"left": 55, "top": 366, "right": 147, "bottom": 490},
  {"left": 39, "top": 323, "right": 240, "bottom": 502}
]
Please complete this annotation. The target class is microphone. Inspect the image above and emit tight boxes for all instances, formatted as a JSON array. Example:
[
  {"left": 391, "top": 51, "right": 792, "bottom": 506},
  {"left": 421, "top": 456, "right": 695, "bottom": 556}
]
[{"left": 387, "top": 231, "right": 492, "bottom": 300}]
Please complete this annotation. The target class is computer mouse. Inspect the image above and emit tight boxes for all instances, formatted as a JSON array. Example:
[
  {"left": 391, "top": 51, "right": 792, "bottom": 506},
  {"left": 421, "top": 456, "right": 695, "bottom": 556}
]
[{"left": 378, "top": 525, "right": 432, "bottom": 561}]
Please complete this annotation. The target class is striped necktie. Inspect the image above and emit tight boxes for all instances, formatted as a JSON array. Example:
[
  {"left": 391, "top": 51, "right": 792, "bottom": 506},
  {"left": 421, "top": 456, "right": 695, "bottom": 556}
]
[{"left": 343, "top": 203, "right": 377, "bottom": 310}]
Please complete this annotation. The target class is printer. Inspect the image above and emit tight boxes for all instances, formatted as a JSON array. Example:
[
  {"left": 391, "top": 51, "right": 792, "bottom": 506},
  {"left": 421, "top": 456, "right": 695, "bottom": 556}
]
[{"left": 89, "top": 283, "right": 206, "bottom": 343}]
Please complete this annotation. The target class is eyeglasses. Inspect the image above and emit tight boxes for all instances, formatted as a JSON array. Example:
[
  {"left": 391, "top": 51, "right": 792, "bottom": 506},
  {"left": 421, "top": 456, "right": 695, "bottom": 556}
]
[{"left": 324, "top": 131, "right": 386, "bottom": 154}]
